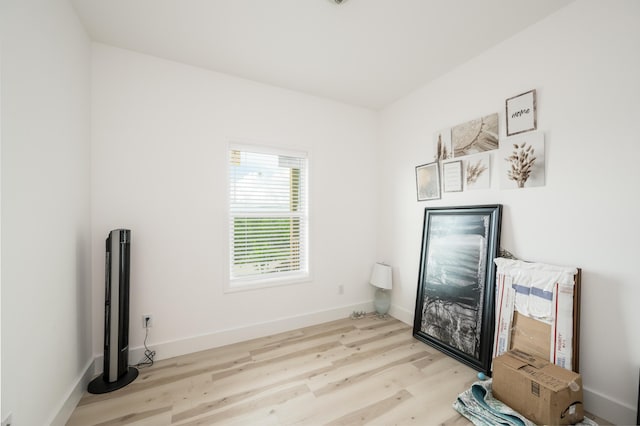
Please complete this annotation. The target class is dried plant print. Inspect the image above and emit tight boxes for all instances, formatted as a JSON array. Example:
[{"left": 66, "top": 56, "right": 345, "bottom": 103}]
[
  {"left": 499, "top": 132, "right": 545, "bottom": 189},
  {"left": 451, "top": 113, "right": 499, "bottom": 157},
  {"left": 464, "top": 153, "right": 490, "bottom": 190},
  {"left": 434, "top": 129, "right": 453, "bottom": 162},
  {"left": 467, "top": 160, "right": 488, "bottom": 184},
  {"left": 506, "top": 142, "right": 536, "bottom": 188}
]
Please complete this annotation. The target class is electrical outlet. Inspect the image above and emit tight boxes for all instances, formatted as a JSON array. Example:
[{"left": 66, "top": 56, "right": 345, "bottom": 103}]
[
  {"left": 2, "top": 412, "right": 13, "bottom": 426},
  {"left": 142, "top": 314, "right": 153, "bottom": 328},
  {"left": 338, "top": 284, "right": 344, "bottom": 295}
]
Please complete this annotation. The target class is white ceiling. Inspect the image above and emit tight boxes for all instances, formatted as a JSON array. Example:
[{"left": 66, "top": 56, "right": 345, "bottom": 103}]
[{"left": 70, "top": 0, "right": 574, "bottom": 110}]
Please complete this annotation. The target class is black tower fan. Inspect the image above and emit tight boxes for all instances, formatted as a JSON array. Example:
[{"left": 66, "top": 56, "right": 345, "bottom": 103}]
[{"left": 88, "top": 229, "right": 138, "bottom": 393}]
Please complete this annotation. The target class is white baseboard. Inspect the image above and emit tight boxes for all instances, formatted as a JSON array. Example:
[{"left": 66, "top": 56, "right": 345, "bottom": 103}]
[
  {"left": 583, "top": 386, "right": 637, "bottom": 425},
  {"left": 94, "top": 300, "right": 374, "bottom": 372},
  {"left": 48, "top": 358, "right": 95, "bottom": 426},
  {"left": 389, "top": 303, "right": 414, "bottom": 326}
]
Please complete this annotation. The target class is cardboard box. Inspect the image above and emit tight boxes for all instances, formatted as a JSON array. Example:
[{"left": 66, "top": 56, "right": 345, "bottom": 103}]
[
  {"left": 492, "top": 349, "right": 583, "bottom": 425},
  {"left": 510, "top": 311, "right": 551, "bottom": 361}
]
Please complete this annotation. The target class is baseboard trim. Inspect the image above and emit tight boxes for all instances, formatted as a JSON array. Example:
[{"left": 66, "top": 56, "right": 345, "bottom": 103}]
[
  {"left": 48, "top": 358, "right": 95, "bottom": 426},
  {"left": 94, "top": 300, "right": 374, "bottom": 372},
  {"left": 389, "top": 303, "right": 414, "bottom": 326},
  {"left": 583, "top": 385, "right": 637, "bottom": 425}
]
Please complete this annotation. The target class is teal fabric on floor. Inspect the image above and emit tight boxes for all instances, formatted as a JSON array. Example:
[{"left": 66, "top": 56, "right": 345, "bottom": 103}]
[
  {"left": 454, "top": 380, "right": 535, "bottom": 426},
  {"left": 453, "top": 380, "right": 598, "bottom": 426}
]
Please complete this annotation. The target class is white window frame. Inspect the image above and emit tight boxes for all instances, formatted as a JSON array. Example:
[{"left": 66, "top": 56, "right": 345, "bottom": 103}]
[{"left": 226, "top": 143, "right": 310, "bottom": 291}]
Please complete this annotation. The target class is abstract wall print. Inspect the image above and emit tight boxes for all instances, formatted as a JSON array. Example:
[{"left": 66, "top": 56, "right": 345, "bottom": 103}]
[
  {"left": 413, "top": 205, "right": 502, "bottom": 374},
  {"left": 451, "top": 113, "right": 499, "bottom": 157},
  {"left": 442, "top": 160, "right": 463, "bottom": 193},
  {"left": 415, "top": 162, "right": 441, "bottom": 201},
  {"left": 434, "top": 128, "right": 453, "bottom": 161},
  {"left": 500, "top": 132, "right": 545, "bottom": 189},
  {"left": 506, "top": 89, "right": 537, "bottom": 136},
  {"left": 464, "top": 153, "right": 491, "bottom": 190}
]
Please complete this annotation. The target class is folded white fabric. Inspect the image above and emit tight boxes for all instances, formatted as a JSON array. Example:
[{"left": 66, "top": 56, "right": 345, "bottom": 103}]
[{"left": 494, "top": 258, "right": 576, "bottom": 322}]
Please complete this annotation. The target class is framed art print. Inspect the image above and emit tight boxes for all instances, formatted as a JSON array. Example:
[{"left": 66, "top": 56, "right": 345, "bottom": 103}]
[
  {"left": 416, "top": 162, "right": 441, "bottom": 201},
  {"left": 413, "top": 205, "right": 502, "bottom": 375},
  {"left": 506, "top": 89, "right": 537, "bottom": 136},
  {"left": 500, "top": 132, "right": 545, "bottom": 189},
  {"left": 442, "top": 160, "right": 463, "bottom": 193},
  {"left": 464, "top": 153, "right": 491, "bottom": 190},
  {"left": 451, "top": 113, "right": 499, "bottom": 157}
]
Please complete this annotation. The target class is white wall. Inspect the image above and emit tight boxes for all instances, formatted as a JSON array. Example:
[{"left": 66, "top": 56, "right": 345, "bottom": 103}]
[
  {"left": 3, "top": 1, "right": 636, "bottom": 424},
  {"left": 0, "top": 0, "right": 92, "bottom": 424},
  {"left": 378, "top": 0, "right": 640, "bottom": 424},
  {"left": 91, "top": 44, "right": 378, "bottom": 362}
]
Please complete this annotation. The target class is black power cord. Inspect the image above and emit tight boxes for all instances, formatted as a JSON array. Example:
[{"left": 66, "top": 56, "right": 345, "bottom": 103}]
[{"left": 134, "top": 323, "right": 156, "bottom": 368}]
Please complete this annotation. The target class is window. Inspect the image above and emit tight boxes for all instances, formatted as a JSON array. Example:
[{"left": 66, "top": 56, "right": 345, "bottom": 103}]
[{"left": 228, "top": 144, "right": 308, "bottom": 287}]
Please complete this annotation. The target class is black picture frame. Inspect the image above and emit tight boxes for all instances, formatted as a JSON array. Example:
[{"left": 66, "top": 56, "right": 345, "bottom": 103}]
[{"left": 413, "top": 205, "right": 502, "bottom": 375}]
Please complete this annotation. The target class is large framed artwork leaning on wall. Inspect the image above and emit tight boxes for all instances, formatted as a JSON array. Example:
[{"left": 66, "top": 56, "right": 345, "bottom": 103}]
[{"left": 413, "top": 205, "right": 502, "bottom": 375}]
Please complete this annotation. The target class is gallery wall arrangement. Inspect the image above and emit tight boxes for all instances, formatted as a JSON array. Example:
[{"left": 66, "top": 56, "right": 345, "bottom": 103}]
[
  {"left": 412, "top": 88, "right": 557, "bottom": 375},
  {"left": 412, "top": 88, "right": 585, "bottom": 384},
  {"left": 415, "top": 89, "right": 541, "bottom": 197}
]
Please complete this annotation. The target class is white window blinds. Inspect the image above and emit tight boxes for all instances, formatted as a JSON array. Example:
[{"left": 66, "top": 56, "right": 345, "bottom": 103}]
[{"left": 229, "top": 145, "right": 308, "bottom": 284}]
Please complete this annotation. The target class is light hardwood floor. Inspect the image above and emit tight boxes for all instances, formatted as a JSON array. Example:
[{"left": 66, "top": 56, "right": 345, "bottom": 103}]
[
  {"left": 67, "top": 315, "right": 606, "bottom": 425},
  {"left": 68, "top": 315, "right": 478, "bottom": 425}
]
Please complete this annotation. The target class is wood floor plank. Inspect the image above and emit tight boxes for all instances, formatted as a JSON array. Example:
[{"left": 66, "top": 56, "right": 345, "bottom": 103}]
[
  {"left": 308, "top": 340, "right": 431, "bottom": 393},
  {"left": 174, "top": 384, "right": 310, "bottom": 425},
  {"left": 170, "top": 362, "right": 335, "bottom": 423},
  {"left": 249, "top": 325, "right": 356, "bottom": 358},
  {"left": 312, "top": 350, "right": 431, "bottom": 397},
  {"left": 342, "top": 324, "right": 409, "bottom": 348},
  {"left": 376, "top": 358, "right": 476, "bottom": 425},
  {"left": 324, "top": 389, "right": 413, "bottom": 426},
  {"left": 208, "top": 340, "right": 341, "bottom": 383},
  {"left": 275, "top": 373, "right": 408, "bottom": 425},
  {"left": 93, "top": 406, "right": 173, "bottom": 426},
  {"left": 357, "top": 317, "right": 404, "bottom": 330},
  {"left": 330, "top": 336, "right": 417, "bottom": 369}
]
